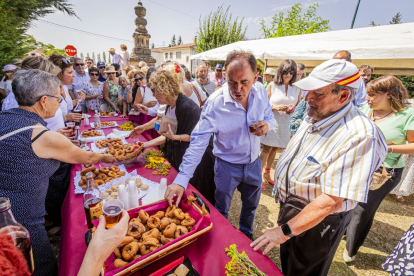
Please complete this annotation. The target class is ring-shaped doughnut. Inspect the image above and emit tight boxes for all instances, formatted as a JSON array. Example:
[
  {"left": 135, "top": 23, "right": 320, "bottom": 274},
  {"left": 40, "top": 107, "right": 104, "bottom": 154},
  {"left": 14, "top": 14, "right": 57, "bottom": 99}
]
[
  {"left": 122, "top": 241, "right": 139, "bottom": 261},
  {"left": 114, "top": 258, "right": 129, "bottom": 268},
  {"left": 108, "top": 171, "right": 117, "bottom": 177},
  {"left": 114, "top": 247, "right": 122, "bottom": 258},
  {"left": 139, "top": 210, "right": 149, "bottom": 224},
  {"left": 166, "top": 205, "right": 176, "bottom": 217},
  {"left": 173, "top": 208, "right": 185, "bottom": 220},
  {"left": 117, "top": 171, "right": 126, "bottom": 176},
  {"left": 95, "top": 180, "right": 105, "bottom": 186},
  {"left": 110, "top": 165, "right": 120, "bottom": 172},
  {"left": 127, "top": 222, "right": 145, "bottom": 238},
  {"left": 160, "top": 235, "right": 174, "bottom": 245},
  {"left": 114, "top": 150, "right": 125, "bottom": 158},
  {"left": 105, "top": 177, "right": 114, "bottom": 182},
  {"left": 174, "top": 225, "right": 188, "bottom": 238},
  {"left": 169, "top": 218, "right": 181, "bottom": 225},
  {"left": 163, "top": 223, "right": 177, "bottom": 238},
  {"left": 181, "top": 218, "right": 196, "bottom": 227},
  {"left": 142, "top": 228, "right": 159, "bottom": 240},
  {"left": 99, "top": 167, "right": 110, "bottom": 174},
  {"left": 109, "top": 149, "right": 116, "bottom": 155},
  {"left": 159, "top": 217, "right": 170, "bottom": 230},
  {"left": 147, "top": 216, "right": 161, "bottom": 229},
  {"left": 97, "top": 173, "right": 107, "bottom": 180},
  {"left": 152, "top": 211, "right": 165, "bottom": 219},
  {"left": 119, "top": 236, "right": 134, "bottom": 247},
  {"left": 125, "top": 146, "right": 135, "bottom": 153}
]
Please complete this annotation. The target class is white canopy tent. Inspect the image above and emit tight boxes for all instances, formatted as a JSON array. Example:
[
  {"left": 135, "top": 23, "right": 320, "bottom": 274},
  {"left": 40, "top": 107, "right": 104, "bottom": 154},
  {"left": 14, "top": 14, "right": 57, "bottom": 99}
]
[{"left": 191, "top": 22, "right": 414, "bottom": 75}]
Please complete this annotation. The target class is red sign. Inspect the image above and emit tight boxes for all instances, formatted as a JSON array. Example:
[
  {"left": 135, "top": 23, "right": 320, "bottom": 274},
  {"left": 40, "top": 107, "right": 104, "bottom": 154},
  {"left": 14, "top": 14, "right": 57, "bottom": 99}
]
[{"left": 65, "top": 45, "right": 77, "bottom": 57}]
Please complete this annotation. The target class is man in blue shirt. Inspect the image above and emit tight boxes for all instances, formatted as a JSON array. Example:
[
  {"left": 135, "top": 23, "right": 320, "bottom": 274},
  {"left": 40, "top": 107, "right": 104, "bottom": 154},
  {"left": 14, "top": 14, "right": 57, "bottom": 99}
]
[
  {"left": 68, "top": 58, "right": 90, "bottom": 112},
  {"left": 97, "top": 61, "right": 107, "bottom": 82},
  {"left": 165, "top": 50, "right": 275, "bottom": 239}
]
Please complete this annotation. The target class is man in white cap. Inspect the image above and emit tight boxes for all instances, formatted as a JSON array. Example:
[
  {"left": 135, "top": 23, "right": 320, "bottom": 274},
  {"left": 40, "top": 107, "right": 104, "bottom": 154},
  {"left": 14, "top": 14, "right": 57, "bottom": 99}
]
[{"left": 251, "top": 59, "right": 387, "bottom": 276}]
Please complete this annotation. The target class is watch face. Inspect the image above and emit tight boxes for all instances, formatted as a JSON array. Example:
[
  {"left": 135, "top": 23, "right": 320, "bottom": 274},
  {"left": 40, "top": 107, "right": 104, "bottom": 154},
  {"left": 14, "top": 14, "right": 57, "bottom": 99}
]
[{"left": 281, "top": 224, "right": 292, "bottom": 236}]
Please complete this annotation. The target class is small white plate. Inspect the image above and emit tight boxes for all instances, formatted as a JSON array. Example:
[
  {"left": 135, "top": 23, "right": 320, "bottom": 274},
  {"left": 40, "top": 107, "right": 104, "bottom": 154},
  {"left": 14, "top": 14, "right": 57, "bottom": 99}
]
[{"left": 90, "top": 122, "right": 118, "bottom": 129}]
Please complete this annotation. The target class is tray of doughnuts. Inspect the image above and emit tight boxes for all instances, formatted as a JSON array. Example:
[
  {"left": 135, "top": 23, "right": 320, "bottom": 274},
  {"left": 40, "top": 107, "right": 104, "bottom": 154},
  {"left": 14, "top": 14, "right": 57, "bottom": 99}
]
[{"left": 94, "top": 195, "right": 213, "bottom": 276}]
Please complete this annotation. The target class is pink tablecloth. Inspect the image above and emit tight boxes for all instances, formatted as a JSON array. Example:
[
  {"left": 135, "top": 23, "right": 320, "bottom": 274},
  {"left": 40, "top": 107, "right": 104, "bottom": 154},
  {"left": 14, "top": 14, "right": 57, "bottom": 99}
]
[{"left": 58, "top": 114, "right": 282, "bottom": 276}]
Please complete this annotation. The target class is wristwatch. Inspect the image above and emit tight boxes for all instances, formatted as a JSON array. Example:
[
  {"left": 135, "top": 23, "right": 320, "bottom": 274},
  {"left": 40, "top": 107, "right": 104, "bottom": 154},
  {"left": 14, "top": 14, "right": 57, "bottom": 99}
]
[{"left": 281, "top": 223, "right": 294, "bottom": 238}]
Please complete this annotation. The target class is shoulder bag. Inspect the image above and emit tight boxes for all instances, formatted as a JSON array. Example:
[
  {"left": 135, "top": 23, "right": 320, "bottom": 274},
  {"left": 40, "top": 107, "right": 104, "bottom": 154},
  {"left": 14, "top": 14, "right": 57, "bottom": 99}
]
[{"left": 370, "top": 154, "right": 402, "bottom": 190}]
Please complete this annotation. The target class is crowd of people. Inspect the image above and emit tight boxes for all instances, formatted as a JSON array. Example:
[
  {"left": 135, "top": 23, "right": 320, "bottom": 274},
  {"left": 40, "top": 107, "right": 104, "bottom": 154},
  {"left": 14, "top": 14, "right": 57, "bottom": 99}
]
[{"left": 0, "top": 46, "right": 413, "bottom": 276}]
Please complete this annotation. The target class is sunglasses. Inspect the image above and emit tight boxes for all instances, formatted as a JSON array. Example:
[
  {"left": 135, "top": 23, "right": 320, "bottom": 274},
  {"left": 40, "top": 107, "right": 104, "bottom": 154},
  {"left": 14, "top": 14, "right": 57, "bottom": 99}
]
[
  {"left": 283, "top": 70, "right": 295, "bottom": 75},
  {"left": 135, "top": 78, "right": 143, "bottom": 82},
  {"left": 62, "top": 57, "right": 70, "bottom": 65},
  {"left": 75, "top": 63, "right": 84, "bottom": 67},
  {"left": 90, "top": 73, "right": 99, "bottom": 76},
  {"left": 98, "top": 66, "right": 105, "bottom": 69}
]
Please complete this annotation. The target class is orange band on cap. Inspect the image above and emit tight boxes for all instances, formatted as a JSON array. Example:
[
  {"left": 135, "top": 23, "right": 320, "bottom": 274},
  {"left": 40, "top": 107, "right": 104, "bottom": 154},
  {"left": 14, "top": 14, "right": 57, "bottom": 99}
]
[{"left": 335, "top": 72, "right": 360, "bottom": 86}]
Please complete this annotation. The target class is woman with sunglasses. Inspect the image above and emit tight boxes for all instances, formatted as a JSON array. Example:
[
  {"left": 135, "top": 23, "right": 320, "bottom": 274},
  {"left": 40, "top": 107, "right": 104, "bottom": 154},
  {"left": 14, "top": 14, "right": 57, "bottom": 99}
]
[
  {"left": 0, "top": 69, "right": 115, "bottom": 276},
  {"left": 103, "top": 66, "right": 121, "bottom": 113},
  {"left": 132, "top": 71, "right": 157, "bottom": 108},
  {"left": 83, "top": 67, "right": 105, "bottom": 112},
  {"left": 260, "top": 59, "right": 301, "bottom": 190}
]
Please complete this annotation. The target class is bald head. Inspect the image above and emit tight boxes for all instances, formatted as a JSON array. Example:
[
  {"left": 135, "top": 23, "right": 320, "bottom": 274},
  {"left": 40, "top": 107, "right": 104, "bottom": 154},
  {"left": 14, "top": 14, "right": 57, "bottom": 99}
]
[
  {"left": 333, "top": 50, "right": 352, "bottom": 62},
  {"left": 197, "top": 64, "right": 208, "bottom": 83}
]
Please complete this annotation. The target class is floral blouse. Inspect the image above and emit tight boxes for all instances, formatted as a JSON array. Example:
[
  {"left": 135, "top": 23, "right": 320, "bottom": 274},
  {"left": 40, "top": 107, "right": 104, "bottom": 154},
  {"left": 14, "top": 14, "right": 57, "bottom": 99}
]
[
  {"left": 83, "top": 81, "right": 104, "bottom": 111},
  {"left": 105, "top": 79, "right": 121, "bottom": 112}
]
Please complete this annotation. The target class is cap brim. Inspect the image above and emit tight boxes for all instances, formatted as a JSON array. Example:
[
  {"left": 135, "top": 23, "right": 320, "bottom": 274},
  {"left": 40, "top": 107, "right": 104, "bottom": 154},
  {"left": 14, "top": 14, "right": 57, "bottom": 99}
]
[{"left": 293, "top": 76, "right": 331, "bottom": 91}]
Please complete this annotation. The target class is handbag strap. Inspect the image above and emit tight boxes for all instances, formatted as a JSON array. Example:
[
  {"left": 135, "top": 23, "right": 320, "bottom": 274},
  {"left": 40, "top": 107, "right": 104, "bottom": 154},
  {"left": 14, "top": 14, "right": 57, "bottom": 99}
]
[
  {"left": 188, "top": 83, "right": 206, "bottom": 107},
  {"left": 196, "top": 80, "right": 210, "bottom": 95},
  {"left": 0, "top": 126, "right": 46, "bottom": 141},
  {"left": 285, "top": 132, "right": 307, "bottom": 197}
]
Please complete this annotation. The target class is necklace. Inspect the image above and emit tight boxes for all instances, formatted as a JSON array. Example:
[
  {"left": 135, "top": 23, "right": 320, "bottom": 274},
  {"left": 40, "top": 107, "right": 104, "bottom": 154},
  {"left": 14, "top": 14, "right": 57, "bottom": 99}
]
[{"left": 372, "top": 110, "right": 394, "bottom": 122}]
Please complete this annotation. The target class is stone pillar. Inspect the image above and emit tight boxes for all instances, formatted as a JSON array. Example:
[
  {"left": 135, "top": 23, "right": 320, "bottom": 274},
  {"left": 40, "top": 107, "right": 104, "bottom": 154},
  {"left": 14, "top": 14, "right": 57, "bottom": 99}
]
[{"left": 130, "top": 1, "right": 156, "bottom": 66}]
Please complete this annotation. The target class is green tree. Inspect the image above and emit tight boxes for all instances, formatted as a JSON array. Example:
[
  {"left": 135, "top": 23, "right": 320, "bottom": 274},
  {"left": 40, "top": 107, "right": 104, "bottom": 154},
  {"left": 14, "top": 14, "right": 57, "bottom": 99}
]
[
  {"left": 86, "top": 53, "right": 90, "bottom": 60},
  {"left": 177, "top": 36, "right": 183, "bottom": 45},
  {"left": 260, "top": 3, "right": 330, "bottom": 38},
  {"left": 170, "top": 35, "right": 176, "bottom": 47},
  {"left": 151, "top": 43, "right": 155, "bottom": 49},
  {"left": 0, "top": 0, "right": 78, "bottom": 70},
  {"left": 92, "top": 52, "right": 96, "bottom": 62},
  {"left": 97, "top": 53, "right": 101, "bottom": 62},
  {"left": 195, "top": 5, "right": 247, "bottom": 53},
  {"left": 389, "top": 12, "right": 403, "bottom": 24},
  {"left": 80, "top": 52, "right": 84, "bottom": 60},
  {"left": 102, "top": 51, "right": 107, "bottom": 63}
]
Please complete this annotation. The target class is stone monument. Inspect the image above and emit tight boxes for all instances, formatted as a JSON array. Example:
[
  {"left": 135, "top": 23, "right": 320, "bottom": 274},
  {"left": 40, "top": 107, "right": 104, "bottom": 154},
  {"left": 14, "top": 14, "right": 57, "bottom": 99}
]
[{"left": 130, "top": 1, "right": 156, "bottom": 66}]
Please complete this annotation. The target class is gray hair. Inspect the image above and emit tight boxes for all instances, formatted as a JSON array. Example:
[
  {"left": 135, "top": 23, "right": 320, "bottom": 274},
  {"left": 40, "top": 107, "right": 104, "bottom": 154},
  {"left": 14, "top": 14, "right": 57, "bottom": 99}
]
[
  {"left": 73, "top": 57, "right": 83, "bottom": 63},
  {"left": 332, "top": 83, "right": 356, "bottom": 103},
  {"left": 12, "top": 69, "right": 61, "bottom": 106},
  {"left": 297, "top": 63, "right": 305, "bottom": 70},
  {"left": 334, "top": 50, "right": 352, "bottom": 61}
]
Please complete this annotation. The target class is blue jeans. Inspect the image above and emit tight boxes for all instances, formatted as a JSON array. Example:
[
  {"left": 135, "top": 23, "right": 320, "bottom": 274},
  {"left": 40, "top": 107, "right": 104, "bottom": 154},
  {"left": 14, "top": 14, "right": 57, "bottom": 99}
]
[{"left": 214, "top": 157, "right": 262, "bottom": 235}]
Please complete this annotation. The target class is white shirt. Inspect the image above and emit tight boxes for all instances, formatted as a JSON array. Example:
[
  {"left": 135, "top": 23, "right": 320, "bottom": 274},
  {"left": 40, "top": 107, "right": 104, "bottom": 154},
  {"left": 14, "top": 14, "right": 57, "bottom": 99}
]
[
  {"left": 121, "top": 51, "right": 130, "bottom": 71},
  {"left": 62, "top": 85, "right": 73, "bottom": 113},
  {"left": 2, "top": 92, "right": 18, "bottom": 111},
  {"left": 44, "top": 108, "right": 65, "bottom": 131},
  {"left": 3, "top": 81, "right": 12, "bottom": 95},
  {"left": 0, "top": 76, "right": 5, "bottom": 90},
  {"left": 140, "top": 86, "right": 157, "bottom": 104},
  {"left": 274, "top": 103, "right": 388, "bottom": 212}
]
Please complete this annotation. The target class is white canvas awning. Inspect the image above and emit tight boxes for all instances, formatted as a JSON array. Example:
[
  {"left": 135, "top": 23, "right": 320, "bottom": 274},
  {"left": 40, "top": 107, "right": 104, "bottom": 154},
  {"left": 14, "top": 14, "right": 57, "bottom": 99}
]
[{"left": 191, "top": 22, "right": 414, "bottom": 75}]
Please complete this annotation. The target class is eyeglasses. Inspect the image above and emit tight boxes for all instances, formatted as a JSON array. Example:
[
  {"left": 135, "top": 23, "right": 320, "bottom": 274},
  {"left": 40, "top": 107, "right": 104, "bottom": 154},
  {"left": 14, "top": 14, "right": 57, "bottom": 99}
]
[
  {"left": 75, "top": 63, "right": 84, "bottom": 67},
  {"left": 98, "top": 66, "right": 105, "bottom": 69},
  {"left": 37, "top": 95, "right": 63, "bottom": 103},
  {"left": 90, "top": 73, "right": 99, "bottom": 76},
  {"left": 282, "top": 70, "right": 295, "bottom": 75},
  {"left": 135, "top": 78, "right": 143, "bottom": 82},
  {"left": 62, "top": 57, "right": 70, "bottom": 65}
]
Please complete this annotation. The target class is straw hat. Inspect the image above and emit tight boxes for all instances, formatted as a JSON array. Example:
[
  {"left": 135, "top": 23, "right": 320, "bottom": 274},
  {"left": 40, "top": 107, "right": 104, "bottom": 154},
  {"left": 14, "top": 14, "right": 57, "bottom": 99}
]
[
  {"left": 104, "top": 66, "right": 117, "bottom": 73},
  {"left": 264, "top": 68, "right": 277, "bottom": 76}
]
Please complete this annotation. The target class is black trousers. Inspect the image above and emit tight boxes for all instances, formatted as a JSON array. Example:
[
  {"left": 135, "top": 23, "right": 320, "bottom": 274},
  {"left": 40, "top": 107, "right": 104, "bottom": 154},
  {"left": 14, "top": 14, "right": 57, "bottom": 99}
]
[
  {"left": 346, "top": 167, "right": 403, "bottom": 256},
  {"left": 280, "top": 211, "right": 351, "bottom": 276}
]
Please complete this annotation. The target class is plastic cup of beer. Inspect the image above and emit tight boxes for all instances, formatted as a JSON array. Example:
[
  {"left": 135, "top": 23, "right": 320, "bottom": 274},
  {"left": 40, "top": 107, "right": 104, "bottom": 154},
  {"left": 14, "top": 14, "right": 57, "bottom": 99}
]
[
  {"left": 103, "top": 199, "right": 124, "bottom": 228},
  {"left": 249, "top": 121, "right": 259, "bottom": 133}
]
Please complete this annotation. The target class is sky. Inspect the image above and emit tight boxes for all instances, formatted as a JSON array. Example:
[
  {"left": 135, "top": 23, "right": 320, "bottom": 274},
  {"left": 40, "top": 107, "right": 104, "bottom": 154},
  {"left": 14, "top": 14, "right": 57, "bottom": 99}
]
[{"left": 27, "top": 0, "right": 414, "bottom": 60}]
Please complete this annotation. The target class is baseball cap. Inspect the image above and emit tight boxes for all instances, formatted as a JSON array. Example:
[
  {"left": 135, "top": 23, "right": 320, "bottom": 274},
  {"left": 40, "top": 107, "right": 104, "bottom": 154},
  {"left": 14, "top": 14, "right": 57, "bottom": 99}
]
[
  {"left": 11, "top": 58, "right": 22, "bottom": 65},
  {"left": 264, "top": 68, "right": 277, "bottom": 76},
  {"left": 97, "top": 61, "right": 105, "bottom": 68},
  {"left": 2, "top": 64, "right": 17, "bottom": 72},
  {"left": 293, "top": 59, "right": 361, "bottom": 91},
  {"left": 215, "top": 64, "right": 223, "bottom": 70}
]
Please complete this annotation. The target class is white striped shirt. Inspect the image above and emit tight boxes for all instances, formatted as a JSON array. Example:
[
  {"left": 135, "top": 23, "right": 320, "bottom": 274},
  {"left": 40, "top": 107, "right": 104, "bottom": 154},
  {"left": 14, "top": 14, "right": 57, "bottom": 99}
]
[{"left": 273, "top": 103, "right": 388, "bottom": 212}]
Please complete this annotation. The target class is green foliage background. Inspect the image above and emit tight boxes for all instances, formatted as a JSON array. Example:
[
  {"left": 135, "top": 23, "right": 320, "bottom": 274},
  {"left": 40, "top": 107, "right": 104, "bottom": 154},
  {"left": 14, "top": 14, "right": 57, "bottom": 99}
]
[{"left": 372, "top": 74, "right": 414, "bottom": 98}]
